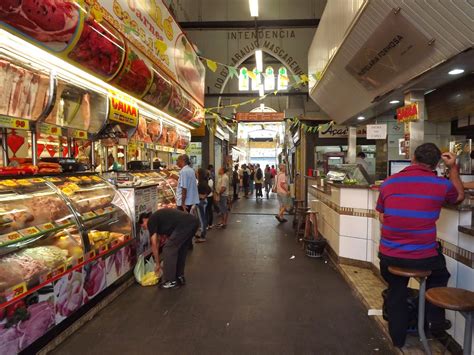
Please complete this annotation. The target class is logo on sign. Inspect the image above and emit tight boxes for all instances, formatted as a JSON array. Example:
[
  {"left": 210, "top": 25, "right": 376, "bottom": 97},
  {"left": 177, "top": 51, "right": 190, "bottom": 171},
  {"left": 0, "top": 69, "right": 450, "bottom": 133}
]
[
  {"left": 109, "top": 96, "right": 139, "bottom": 127},
  {"left": 397, "top": 103, "right": 419, "bottom": 123}
]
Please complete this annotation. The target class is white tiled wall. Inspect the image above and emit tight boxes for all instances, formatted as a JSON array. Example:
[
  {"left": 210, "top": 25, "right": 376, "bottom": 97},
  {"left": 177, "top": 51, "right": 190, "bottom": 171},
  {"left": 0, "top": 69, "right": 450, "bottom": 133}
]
[
  {"left": 339, "top": 188, "right": 370, "bottom": 209},
  {"left": 339, "top": 236, "right": 368, "bottom": 261},
  {"left": 340, "top": 215, "right": 368, "bottom": 239}
]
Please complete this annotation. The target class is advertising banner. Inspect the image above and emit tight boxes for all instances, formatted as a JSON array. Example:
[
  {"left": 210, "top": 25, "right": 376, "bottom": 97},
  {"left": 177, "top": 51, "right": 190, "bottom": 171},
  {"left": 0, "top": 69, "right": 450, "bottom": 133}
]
[
  {"left": 235, "top": 112, "right": 285, "bottom": 122},
  {"left": 318, "top": 124, "right": 367, "bottom": 138}
]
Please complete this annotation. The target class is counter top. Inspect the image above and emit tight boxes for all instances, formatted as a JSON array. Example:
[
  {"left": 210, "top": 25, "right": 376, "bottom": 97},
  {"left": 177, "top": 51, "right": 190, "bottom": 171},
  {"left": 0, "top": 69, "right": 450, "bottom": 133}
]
[
  {"left": 442, "top": 203, "right": 474, "bottom": 212},
  {"left": 327, "top": 182, "right": 370, "bottom": 189},
  {"left": 458, "top": 225, "right": 474, "bottom": 236}
]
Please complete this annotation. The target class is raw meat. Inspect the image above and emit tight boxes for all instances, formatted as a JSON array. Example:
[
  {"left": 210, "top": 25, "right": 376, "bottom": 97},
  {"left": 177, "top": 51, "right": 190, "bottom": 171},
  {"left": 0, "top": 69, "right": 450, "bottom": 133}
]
[
  {"left": 10, "top": 69, "right": 33, "bottom": 118},
  {"left": 28, "top": 195, "right": 68, "bottom": 222},
  {"left": 22, "top": 72, "right": 39, "bottom": 118},
  {"left": 0, "top": 325, "right": 21, "bottom": 355},
  {"left": 147, "top": 121, "right": 161, "bottom": 142},
  {"left": 7, "top": 65, "right": 24, "bottom": 117},
  {"left": 1, "top": 254, "right": 47, "bottom": 281},
  {"left": 0, "top": 0, "right": 79, "bottom": 43},
  {"left": 19, "top": 246, "right": 67, "bottom": 269},
  {"left": 0, "top": 60, "right": 12, "bottom": 114},
  {"left": 30, "top": 74, "right": 49, "bottom": 119},
  {"left": 17, "top": 301, "right": 55, "bottom": 349},
  {"left": 68, "top": 18, "right": 124, "bottom": 78},
  {"left": 0, "top": 262, "right": 24, "bottom": 292},
  {"left": 113, "top": 47, "right": 152, "bottom": 96}
]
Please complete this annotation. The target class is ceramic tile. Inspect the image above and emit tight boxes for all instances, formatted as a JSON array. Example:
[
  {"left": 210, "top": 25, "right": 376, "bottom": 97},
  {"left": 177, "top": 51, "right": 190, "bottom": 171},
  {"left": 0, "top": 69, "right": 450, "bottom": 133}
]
[
  {"left": 340, "top": 215, "right": 368, "bottom": 239},
  {"left": 437, "top": 209, "right": 460, "bottom": 245},
  {"left": 340, "top": 188, "right": 370, "bottom": 209},
  {"left": 457, "top": 262, "right": 474, "bottom": 292},
  {"left": 444, "top": 255, "right": 458, "bottom": 289},
  {"left": 459, "top": 232, "right": 474, "bottom": 253},
  {"left": 339, "top": 236, "right": 367, "bottom": 261}
]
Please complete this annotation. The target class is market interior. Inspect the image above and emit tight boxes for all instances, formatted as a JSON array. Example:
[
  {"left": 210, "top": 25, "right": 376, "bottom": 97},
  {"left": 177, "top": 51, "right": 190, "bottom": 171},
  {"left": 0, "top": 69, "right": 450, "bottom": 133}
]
[{"left": 0, "top": 0, "right": 472, "bottom": 354}]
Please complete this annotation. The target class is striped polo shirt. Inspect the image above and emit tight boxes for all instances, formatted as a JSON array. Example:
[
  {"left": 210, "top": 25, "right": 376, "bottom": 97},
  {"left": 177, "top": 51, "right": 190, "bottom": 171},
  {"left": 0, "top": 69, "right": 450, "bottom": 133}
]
[{"left": 376, "top": 165, "right": 458, "bottom": 259}]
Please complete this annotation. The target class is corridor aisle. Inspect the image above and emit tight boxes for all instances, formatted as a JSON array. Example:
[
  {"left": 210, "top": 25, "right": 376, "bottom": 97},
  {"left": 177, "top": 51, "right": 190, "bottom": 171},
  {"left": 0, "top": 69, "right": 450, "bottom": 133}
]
[{"left": 51, "top": 197, "right": 393, "bottom": 355}]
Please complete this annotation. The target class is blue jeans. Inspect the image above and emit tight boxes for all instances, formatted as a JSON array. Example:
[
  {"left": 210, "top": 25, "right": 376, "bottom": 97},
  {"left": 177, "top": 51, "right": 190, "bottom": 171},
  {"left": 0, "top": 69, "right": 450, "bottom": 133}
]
[{"left": 197, "top": 199, "right": 208, "bottom": 239}]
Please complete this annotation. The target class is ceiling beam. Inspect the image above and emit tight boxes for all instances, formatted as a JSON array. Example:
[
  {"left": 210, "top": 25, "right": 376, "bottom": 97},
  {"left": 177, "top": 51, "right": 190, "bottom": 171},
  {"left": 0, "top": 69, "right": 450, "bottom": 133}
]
[{"left": 180, "top": 19, "right": 320, "bottom": 30}]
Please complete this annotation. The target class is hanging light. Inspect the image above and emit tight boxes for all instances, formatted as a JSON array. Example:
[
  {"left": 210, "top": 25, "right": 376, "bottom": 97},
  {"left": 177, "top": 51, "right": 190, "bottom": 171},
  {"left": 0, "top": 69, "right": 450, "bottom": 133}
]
[
  {"left": 255, "top": 50, "right": 263, "bottom": 72},
  {"left": 249, "top": 0, "right": 259, "bottom": 17}
]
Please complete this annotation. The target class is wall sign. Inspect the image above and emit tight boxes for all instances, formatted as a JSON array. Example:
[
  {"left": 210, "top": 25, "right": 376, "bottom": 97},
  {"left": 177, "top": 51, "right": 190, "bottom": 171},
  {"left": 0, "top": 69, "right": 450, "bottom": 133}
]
[
  {"left": 396, "top": 103, "right": 419, "bottom": 123},
  {"left": 345, "top": 12, "right": 433, "bottom": 91},
  {"left": 366, "top": 124, "right": 387, "bottom": 139},
  {"left": 109, "top": 95, "right": 139, "bottom": 127},
  {"left": 235, "top": 112, "right": 284, "bottom": 122},
  {"left": 318, "top": 124, "right": 367, "bottom": 138}
]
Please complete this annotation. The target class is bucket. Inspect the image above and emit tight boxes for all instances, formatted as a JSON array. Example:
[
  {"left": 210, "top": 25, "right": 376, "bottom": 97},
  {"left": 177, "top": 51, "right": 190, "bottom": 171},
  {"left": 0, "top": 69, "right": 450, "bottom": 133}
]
[{"left": 304, "top": 238, "right": 326, "bottom": 258}]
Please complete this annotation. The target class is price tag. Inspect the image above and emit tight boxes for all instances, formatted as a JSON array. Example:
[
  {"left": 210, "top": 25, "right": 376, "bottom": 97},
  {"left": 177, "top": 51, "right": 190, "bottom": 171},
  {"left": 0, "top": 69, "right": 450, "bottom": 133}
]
[
  {"left": 39, "top": 123, "right": 62, "bottom": 136},
  {"left": 17, "top": 180, "right": 32, "bottom": 186},
  {"left": 55, "top": 218, "right": 72, "bottom": 227},
  {"left": 18, "top": 227, "right": 39, "bottom": 237},
  {"left": 95, "top": 208, "right": 105, "bottom": 216},
  {"left": 124, "top": 234, "right": 131, "bottom": 241},
  {"left": 82, "top": 211, "right": 96, "bottom": 220},
  {"left": 92, "top": 176, "right": 102, "bottom": 182},
  {"left": 88, "top": 250, "right": 96, "bottom": 260},
  {"left": 99, "top": 244, "right": 109, "bottom": 253},
  {"left": 111, "top": 239, "right": 119, "bottom": 248},
  {"left": 1, "top": 179, "right": 17, "bottom": 187},
  {"left": 6, "top": 282, "right": 27, "bottom": 300},
  {"left": 71, "top": 129, "right": 88, "bottom": 139},
  {"left": 4, "top": 231, "right": 22, "bottom": 241},
  {"left": 30, "top": 178, "right": 45, "bottom": 183},
  {"left": 104, "top": 206, "right": 115, "bottom": 214},
  {"left": 38, "top": 223, "right": 55, "bottom": 232},
  {"left": 77, "top": 256, "right": 84, "bottom": 265},
  {"left": 54, "top": 263, "right": 67, "bottom": 276},
  {"left": 0, "top": 116, "right": 30, "bottom": 130},
  {"left": 68, "top": 177, "right": 80, "bottom": 182}
]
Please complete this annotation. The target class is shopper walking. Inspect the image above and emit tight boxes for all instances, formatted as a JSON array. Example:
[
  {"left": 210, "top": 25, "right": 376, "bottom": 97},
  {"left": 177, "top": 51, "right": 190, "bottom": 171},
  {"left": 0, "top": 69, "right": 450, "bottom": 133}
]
[
  {"left": 216, "top": 167, "right": 229, "bottom": 228},
  {"left": 232, "top": 164, "right": 240, "bottom": 201},
  {"left": 249, "top": 164, "right": 255, "bottom": 196},
  {"left": 275, "top": 163, "right": 290, "bottom": 223},
  {"left": 376, "top": 143, "right": 464, "bottom": 349},
  {"left": 195, "top": 168, "right": 211, "bottom": 243},
  {"left": 254, "top": 164, "right": 264, "bottom": 200},
  {"left": 141, "top": 208, "right": 199, "bottom": 289},
  {"left": 264, "top": 165, "right": 272, "bottom": 199},
  {"left": 242, "top": 164, "right": 250, "bottom": 198},
  {"left": 176, "top": 154, "right": 199, "bottom": 212},
  {"left": 206, "top": 169, "right": 215, "bottom": 229}
]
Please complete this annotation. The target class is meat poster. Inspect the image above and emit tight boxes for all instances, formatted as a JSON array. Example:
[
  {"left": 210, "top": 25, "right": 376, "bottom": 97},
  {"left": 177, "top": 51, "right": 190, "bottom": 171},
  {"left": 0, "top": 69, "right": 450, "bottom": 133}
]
[
  {"left": 0, "top": 284, "right": 56, "bottom": 355},
  {"left": 105, "top": 245, "right": 134, "bottom": 286},
  {"left": 82, "top": 0, "right": 205, "bottom": 106},
  {"left": 53, "top": 269, "right": 85, "bottom": 324}
]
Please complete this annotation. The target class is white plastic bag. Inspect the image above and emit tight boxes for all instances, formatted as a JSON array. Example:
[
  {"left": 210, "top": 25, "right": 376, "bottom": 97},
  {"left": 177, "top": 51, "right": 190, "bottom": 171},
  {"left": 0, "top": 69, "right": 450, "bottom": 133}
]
[{"left": 134, "top": 254, "right": 145, "bottom": 283}]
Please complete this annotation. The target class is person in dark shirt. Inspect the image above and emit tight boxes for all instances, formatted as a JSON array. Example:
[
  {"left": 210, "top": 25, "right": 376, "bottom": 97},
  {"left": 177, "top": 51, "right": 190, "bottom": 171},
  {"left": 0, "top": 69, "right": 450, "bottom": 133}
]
[{"left": 140, "top": 208, "right": 199, "bottom": 289}]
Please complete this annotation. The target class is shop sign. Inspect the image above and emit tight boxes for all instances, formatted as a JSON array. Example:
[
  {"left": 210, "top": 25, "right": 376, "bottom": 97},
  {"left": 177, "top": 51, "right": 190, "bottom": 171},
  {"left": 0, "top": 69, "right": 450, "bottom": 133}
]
[
  {"left": 39, "top": 124, "right": 62, "bottom": 136},
  {"left": 70, "top": 129, "right": 88, "bottom": 140},
  {"left": 235, "top": 112, "right": 285, "bottom": 122},
  {"left": 345, "top": 12, "right": 433, "bottom": 90},
  {"left": 366, "top": 124, "right": 387, "bottom": 139},
  {"left": 109, "top": 95, "right": 139, "bottom": 127},
  {"left": 318, "top": 124, "right": 367, "bottom": 138},
  {"left": 0, "top": 116, "right": 30, "bottom": 130},
  {"left": 396, "top": 103, "right": 419, "bottom": 123}
]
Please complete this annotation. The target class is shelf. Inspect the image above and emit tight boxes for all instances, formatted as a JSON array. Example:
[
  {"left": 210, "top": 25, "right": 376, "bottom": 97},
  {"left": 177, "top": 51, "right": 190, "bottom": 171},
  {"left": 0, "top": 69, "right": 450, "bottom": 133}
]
[{"left": 0, "top": 219, "right": 76, "bottom": 249}]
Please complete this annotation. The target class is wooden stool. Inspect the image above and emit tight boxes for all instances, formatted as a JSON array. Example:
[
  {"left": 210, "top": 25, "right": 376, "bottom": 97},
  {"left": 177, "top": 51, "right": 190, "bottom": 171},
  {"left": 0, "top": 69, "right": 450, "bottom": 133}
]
[
  {"left": 388, "top": 266, "right": 433, "bottom": 355},
  {"left": 295, "top": 207, "right": 311, "bottom": 239},
  {"left": 292, "top": 200, "right": 306, "bottom": 227},
  {"left": 302, "top": 211, "right": 321, "bottom": 255},
  {"left": 426, "top": 287, "right": 474, "bottom": 355}
]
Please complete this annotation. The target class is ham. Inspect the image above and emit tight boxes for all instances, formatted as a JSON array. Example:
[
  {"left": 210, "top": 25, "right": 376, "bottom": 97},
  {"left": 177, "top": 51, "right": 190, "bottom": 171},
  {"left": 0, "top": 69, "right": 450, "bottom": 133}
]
[
  {"left": 7, "top": 65, "right": 25, "bottom": 117},
  {"left": 22, "top": 72, "right": 39, "bottom": 119},
  {"left": 11, "top": 68, "right": 33, "bottom": 118},
  {"left": 0, "top": 60, "right": 11, "bottom": 114}
]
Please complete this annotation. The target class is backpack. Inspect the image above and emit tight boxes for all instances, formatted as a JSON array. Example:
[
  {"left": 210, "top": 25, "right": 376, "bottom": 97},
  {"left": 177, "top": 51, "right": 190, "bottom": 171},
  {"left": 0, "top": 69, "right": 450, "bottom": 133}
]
[{"left": 256, "top": 168, "right": 263, "bottom": 180}]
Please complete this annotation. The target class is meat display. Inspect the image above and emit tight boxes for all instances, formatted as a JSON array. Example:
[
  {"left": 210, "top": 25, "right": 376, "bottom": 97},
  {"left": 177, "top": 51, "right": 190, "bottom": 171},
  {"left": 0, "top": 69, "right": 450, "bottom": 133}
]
[
  {"left": 0, "top": 0, "right": 79, "bottom": 45},
  {"left": 147, "top": 120, "right": 162, "bottom": 143},
  {"left": 132, "top": 116, "right": 152, "bottom": 143},
  {"left": 143, "top": 68, "right": 173, "bottom": 109},
  {"left": 112, "top": 47, "right": 153, "bottom": 97},
  {"left": 0, "top": 60, "right": 49, "bottom": 120},
  {"left": 68, "top": 17, "right": 125, "bottom": 79},
  {"left": 29, "top": 195, "right": 69, "bottom": 222}
]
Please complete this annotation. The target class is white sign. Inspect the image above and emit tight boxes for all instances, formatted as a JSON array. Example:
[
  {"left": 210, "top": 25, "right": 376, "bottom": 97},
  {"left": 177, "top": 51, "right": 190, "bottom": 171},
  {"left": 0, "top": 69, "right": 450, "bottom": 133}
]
[
  {"left": 366, "top": 124, "right": 387, "bottom": 139},
  {"left": 319, "top": 124, "right": 367, "bottom": 138}
]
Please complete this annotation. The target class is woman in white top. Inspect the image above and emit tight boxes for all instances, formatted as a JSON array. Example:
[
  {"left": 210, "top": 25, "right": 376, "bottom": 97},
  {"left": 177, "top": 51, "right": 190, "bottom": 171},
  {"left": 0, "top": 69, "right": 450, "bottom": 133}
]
[
  {"left": 275, "top": 164, "right": 290, "bottom": 223},
  {"left": 206, "top": 170, "right": 215, "bottom": 229}
]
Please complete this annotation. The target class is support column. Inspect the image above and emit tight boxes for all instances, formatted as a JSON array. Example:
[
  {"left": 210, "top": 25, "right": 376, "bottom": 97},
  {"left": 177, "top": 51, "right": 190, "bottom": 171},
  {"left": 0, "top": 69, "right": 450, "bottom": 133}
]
[
  {"left": 347, "top": 126, "right": 357, "bottom": 163},
  {"left": 404, "top": 91, "right": 425, "bottom": 158}
]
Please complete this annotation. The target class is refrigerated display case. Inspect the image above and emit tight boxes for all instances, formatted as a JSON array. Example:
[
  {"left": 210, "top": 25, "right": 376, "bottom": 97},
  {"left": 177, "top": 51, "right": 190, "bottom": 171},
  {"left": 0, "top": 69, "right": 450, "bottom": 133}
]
[{"left": 0, "top": 174, "right": 134, "bottom": 354}]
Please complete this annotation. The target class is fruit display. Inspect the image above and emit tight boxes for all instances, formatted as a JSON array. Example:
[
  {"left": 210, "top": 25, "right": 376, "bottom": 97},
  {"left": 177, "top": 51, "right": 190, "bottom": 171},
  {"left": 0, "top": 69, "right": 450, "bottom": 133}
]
[{"left": 68, "top": 17, "right": 125, "bottom": 80}]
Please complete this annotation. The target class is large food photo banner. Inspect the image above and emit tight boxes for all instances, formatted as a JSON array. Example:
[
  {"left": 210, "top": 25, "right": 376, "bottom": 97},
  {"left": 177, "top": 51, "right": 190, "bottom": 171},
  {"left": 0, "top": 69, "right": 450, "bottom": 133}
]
[{"left": 0, "top": 0, "right": 205, "bottom": 126}]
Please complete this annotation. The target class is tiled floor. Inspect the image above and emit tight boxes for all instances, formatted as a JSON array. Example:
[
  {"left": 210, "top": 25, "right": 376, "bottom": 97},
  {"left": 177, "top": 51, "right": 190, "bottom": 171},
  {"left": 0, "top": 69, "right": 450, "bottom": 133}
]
[
  {"left": 49, "top": 196, "right": 394, "bottom": 355},
  {"left": 339, "top": 264, "right": 452, "bottom": 354}
]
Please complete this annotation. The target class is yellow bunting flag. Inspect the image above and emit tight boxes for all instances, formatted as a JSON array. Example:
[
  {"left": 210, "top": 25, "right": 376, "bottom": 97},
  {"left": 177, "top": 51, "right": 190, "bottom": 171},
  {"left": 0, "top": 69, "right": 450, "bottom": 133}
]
[
  {"left": 248, "top": 71, "right": 257, "bottom": 80},
  {"left": 206, "top": 59, "right": 218, "bottom": 72},
  {"left": 300, "top": 74, "right": 309, "bottom": 83}
]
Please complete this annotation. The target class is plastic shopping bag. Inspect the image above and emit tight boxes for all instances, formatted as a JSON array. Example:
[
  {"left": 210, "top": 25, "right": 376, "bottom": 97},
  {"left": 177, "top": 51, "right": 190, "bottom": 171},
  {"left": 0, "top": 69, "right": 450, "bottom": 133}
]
[
  {"left": 134, "top": 255, "right": 145, "bottom": 283},
  {"left": 134, "top": 255, "right": 160, "bottom": 286}
]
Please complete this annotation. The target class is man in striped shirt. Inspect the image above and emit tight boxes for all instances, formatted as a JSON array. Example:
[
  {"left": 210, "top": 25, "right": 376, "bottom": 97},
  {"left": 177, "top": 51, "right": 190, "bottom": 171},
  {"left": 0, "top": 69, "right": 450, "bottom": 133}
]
[{"left": 376, "top": 143, "right": 464, "bottom": 348}]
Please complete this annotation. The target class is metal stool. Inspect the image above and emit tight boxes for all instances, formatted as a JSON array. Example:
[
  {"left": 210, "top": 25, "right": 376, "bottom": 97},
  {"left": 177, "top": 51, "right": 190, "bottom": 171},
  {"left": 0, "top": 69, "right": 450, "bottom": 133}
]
[
  {"left": 426, "top": 287, "right": 474, "bottom": 355},
  {"left": 388, "top": 266, "right": 432, "bottom": 354}
]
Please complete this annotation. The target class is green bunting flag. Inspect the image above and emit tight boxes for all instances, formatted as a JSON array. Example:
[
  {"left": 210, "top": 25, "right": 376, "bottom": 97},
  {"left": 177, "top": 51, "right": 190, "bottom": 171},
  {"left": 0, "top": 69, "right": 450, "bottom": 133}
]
[{"left": 228, "top": 66, "right": 238, "bottom": 79}]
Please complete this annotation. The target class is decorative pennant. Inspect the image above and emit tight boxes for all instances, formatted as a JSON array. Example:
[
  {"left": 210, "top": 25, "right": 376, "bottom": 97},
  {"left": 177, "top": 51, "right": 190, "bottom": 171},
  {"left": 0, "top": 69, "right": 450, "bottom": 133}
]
[
  {"left": 184, "top": 51, "right": 194, "bottom": 65},
  {"left": 228, "top": 66, "right": 238, "bottom": 79},
  {"left": 206, "top": 59, "right": 218, "bottom": 72},
  {"left": 247, "top": 71, "right": 257, "bottom": 80},
  {"left": 300, "top": 74, "right": 309, "bottom": 83},
  {"left": 292, "top": 75, "right": 300, "bottom": 82}
]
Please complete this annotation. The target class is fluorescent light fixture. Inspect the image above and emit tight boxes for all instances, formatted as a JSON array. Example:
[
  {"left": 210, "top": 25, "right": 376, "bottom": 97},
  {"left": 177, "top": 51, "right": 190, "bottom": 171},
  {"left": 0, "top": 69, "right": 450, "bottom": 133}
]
[
  {"left": 255, "top": 50, "right": 263, "bottom": 72},
  {"left": 259, "top": 85, "right": 264, "bottom": 97},
  {"left": 389, "top": 100, "right": 400, "bottom": 104},
  {"left": 249, "top": 0, "right": 259, "bottom": 17},
  {"left": 448, "top": 68, "right": 464, "bottom": 75},
  {"left": 357, "top": 116, "right": 366, "bottom": 121},
  {"left": 0, "top": 29, "right": 194, "bottom": 131}
]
